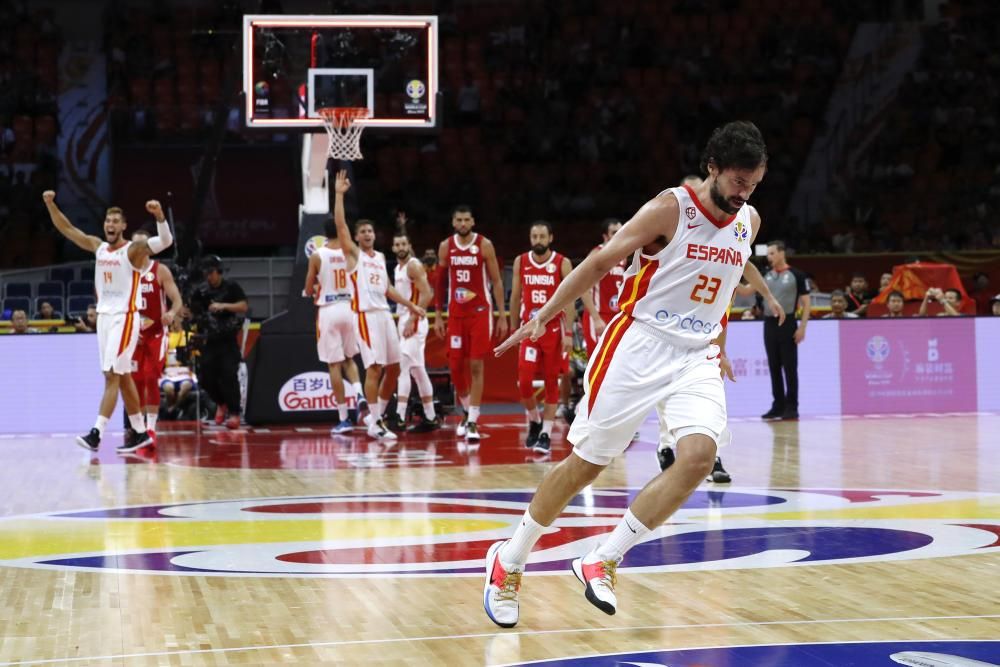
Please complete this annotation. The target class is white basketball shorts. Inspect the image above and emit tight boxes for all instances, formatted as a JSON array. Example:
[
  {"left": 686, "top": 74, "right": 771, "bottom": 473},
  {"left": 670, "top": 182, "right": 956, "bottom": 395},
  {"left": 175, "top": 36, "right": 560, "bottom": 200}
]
[
  {"left": 569, "top": 315, "right": 727, "bottom": 466},
  {"left": 97, "top": 311, "right": 141, "bottom": 374},
  {"left": 356, "top": 309, "right": 401, "bottom": 368},
  {"left": 397, "top": 314, "right": 429, "bottom": 368},
  {"left": 317, "top": 301, "right": 359, "bottom": 364}
]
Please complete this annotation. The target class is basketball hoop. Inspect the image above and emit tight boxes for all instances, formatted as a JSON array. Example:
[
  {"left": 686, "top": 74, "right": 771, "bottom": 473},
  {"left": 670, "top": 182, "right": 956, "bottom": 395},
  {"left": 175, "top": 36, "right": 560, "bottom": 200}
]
[{"left": 317, "top": 107, "right": 369, "bottom": 161}]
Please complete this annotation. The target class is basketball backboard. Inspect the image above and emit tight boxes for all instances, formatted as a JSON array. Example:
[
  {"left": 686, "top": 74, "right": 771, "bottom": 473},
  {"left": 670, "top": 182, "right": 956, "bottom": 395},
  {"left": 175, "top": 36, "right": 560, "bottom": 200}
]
[{"left": 242, "top": 14, "right": 439, "bottom": 130}]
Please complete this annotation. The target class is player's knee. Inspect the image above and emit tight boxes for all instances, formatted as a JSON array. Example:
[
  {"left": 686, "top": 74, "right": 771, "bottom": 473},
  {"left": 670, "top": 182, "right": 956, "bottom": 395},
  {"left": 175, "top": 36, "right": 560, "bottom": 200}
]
[{"left": 674, "top": 438, "right": 716, "bottom": 478}]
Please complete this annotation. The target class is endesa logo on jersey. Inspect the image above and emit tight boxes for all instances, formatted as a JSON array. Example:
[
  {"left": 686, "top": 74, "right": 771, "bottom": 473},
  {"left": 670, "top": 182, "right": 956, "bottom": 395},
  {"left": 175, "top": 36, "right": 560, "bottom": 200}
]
[
  {"left": 686, "top": 243, "right": 745, "bottom": 266},
  {"left": 278, "top": 371, "right": 348, "bottom": 412},
  {"left": 654, "top": 308, "right": 720, "bottom": 334}
]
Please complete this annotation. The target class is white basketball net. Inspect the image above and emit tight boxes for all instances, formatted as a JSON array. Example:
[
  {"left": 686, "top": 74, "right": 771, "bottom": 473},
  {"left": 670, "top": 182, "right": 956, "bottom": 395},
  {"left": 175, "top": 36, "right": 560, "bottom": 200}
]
[{"left": 319, "top": 108, "right": 368, "bottom": 161}]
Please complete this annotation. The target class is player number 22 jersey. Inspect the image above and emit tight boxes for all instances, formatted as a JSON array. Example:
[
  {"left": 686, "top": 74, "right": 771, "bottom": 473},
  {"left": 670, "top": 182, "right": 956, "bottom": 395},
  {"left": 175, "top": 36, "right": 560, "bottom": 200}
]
[{"left": 618, "top": 184, "right": 752, "bottom": 346}]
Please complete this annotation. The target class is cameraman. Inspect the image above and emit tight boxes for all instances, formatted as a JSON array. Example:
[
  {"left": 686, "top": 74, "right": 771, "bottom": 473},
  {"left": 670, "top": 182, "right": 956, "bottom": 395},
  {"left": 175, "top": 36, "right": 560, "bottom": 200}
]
[{"left": 190, "top": 256, "right": 248, "bottom": 429}]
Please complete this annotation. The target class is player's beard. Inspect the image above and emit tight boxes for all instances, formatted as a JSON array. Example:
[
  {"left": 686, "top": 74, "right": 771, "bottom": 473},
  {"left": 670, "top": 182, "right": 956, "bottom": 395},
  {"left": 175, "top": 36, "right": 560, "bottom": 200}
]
[
  {"left": 395, "top": 250, "right": 410, "bottom": 262},
  {"left": 710, "top": 179, "right": 744, "bottom": 215},
  {"left": 531, "top": 243, "right": 549, "bottom": 256}
]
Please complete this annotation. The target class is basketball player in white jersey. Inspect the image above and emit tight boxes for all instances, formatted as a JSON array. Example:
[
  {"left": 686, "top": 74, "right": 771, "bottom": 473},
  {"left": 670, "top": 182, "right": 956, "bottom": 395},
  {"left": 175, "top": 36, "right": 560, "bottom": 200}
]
[
  {"left": 483, "top": 121, "right": 783, "bottom": 628},
  {"left": 332, "top": 170, "right": 425, "bottom": 440},
  {"left": 305, "top": 215, "right": 362, "bottom": 435},
  {"left": 390, "top": 231, "right": 439, "bottom": 432},
  {"left": 43, "top": 191, "right": 175, "bottom": 453}
]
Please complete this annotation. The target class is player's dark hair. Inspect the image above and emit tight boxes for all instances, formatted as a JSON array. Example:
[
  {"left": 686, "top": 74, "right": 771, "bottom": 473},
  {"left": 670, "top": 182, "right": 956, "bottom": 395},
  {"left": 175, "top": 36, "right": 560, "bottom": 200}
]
[
  {"left": 830, "top": 289, "right": 846, "bottom": 299},
  {"left": 323, "top": 217, "right": 337, "bottom": 238},
  {"left": 393, "top": 231, "right": 410, "bottom": 243},
  {"left": 530, "top": 220, "right": 553, "bottom": 235},
  {"left": 600, "top": 218, "right": 621, "bottom": 235},
  {"left": 701, "top": 121, "right": 768, "bottom": 174},
  {"left": 451, "top": 204, "right": 473, "bottom": 217},
  {"left": 888, "top": 290, "right": 905, "bottom": 301},
  {"left": 354, "top": 219, "right": 375, "bottom": 233},
  {"left": 944, "top": 288, "right": 961, "bottom": 299},
  {"left": 131, "top": 228, "right": 150, "bottom": 240},
  {"left": 851, "top": 272, "right": 867, "bottom": 280},
  {"left": 767, "top": 239, "right": 786, "bottom": 252}
]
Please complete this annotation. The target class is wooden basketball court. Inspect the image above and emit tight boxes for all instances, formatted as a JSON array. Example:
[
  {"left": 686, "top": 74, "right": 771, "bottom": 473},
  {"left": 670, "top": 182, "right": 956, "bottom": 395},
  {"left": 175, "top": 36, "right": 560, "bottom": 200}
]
[{"left": 1, "top": 413, "right": 998, "bottom": 665}]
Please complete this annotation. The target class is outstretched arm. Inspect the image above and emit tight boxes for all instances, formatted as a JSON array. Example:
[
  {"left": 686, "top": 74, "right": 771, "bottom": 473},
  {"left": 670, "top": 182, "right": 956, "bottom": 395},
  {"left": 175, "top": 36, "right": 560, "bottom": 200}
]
[
  {"left": 128, "top": 200, "right": 173, "bottom": 269},
  {"left": 482, "top": 238, "right": 509, "bottom": 340},
  {"left": 42, "top": 191, "right": 102, "bottom": 253},
  {"left": 386, "top": 284, "right": 426, "bottom": 318},
  {"left": 333, "top": 170, "right": 359, "bottom": 262}
]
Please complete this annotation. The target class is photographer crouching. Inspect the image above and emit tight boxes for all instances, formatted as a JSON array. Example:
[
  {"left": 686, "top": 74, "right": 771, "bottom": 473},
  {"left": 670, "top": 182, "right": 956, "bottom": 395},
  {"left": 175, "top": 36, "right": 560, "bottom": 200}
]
[{"left": 188, "top": 255, "right": 248, "bottom": 429}]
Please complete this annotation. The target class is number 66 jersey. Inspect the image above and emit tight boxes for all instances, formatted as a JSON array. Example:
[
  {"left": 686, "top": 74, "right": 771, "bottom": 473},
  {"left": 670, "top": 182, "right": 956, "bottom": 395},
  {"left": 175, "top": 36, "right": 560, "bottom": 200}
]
[{"left": 618, "top": 184, "right": 752, "bottom": 347}]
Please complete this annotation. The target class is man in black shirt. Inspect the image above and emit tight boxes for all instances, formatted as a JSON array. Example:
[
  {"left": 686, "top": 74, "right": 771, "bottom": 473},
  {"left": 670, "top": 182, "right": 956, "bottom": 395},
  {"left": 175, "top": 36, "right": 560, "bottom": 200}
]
[
  {"left": 189, "top": 255, "right": 248, "bottom": 429},
  {"left": 759, "top": 240, "right": 810, "bottom": 420}
]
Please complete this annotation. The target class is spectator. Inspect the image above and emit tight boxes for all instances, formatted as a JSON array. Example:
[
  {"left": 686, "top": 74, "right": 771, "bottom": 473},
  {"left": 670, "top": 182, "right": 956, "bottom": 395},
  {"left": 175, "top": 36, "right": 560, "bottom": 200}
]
[
  {"left": 918, "top": 287, "right": 961, "bottom": 317},
  {"left": 823, "top": 290, "right": 859, "bottom": 319},
  {"left": 160, "top": 314, "right": 198, "bottom": 419},
  {"left": 883, "top": 290, "right": 906, "bottom": 318},
  {"left": 990, "top": 294, "right": 1000, "bottom": 317},
  {"left": 844, "top": 272, "right": 872, "bottom": 316},
  {"left": 741, "top": 305, "right": 761, "bottom": 320},
  {"left": 9, "top": 309, "right": 37, "bottom": 334},
  {"left": 34, "top": 300, "right": 61, "bottom": 320},
  {"left": 879, "top": 272, "right": 893, "bottom": 291},
  {"left": 970, "top": 272, "right": 993, "bottom": 314},
  {"left": 73, "top": 303, "right": 97, "bottom": 332}
]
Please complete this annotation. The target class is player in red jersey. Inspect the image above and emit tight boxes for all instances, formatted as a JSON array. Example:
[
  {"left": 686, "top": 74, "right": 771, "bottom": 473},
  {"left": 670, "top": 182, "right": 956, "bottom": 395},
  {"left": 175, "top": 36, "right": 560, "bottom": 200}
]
[
  {"left": 433, "top": 205, "right": 508, "bottom": 444},
  {"left": 127, "top": 228, "right": 182, "bottom": 443},
  {"left": 580, "top": 219, "right": 626, "bottom": 357},
  {"left": 508, "top": 221, "right": 573, "bottom": 455}
]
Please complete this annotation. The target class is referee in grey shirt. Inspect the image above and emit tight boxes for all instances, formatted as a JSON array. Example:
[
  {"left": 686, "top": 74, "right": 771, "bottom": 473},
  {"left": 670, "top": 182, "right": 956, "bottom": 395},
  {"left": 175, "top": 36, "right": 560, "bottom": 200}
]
[{"left": 758, "top": 240, "right": 810, "bottom": 420}]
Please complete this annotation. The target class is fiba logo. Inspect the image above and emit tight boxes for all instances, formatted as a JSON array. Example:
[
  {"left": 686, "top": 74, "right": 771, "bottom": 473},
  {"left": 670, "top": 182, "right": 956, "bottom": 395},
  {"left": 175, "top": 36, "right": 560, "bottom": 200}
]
[
  {"left": 470, "top": 245, "right": 479, "bottom": 255},
  {"left": 733, "top": 220, "right": 749, "bottom": 242},
  {"left": 304, "top": 235, "right": 326, "bottom": 258},
  {"left": 405, "top": 79, "right": 426, "bottom": 102},
  {"left": 685, "top": 207, "right": 696, "bottom": 220},
  {"left": 546, "top": 263, "right": 556, "bottom": 273},
  {"left": 866, "top": 336, "right": 890, "bottom": 363}
]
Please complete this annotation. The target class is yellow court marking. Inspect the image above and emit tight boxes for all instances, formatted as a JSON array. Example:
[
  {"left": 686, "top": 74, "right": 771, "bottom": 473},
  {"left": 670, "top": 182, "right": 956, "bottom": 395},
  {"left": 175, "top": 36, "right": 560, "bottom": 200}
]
[
  {"left": 715, "top": 497, "right": 1000, "bottom": 522},
  {"left": 0, "top": 517, "right": 507, "bottom": 560}
]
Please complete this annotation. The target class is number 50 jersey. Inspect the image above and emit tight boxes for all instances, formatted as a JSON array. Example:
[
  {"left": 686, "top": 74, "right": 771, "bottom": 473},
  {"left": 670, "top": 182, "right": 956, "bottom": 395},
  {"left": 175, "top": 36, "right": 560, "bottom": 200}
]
[{"left": 619, "top": 184, "right": 752, "bottom": 347}]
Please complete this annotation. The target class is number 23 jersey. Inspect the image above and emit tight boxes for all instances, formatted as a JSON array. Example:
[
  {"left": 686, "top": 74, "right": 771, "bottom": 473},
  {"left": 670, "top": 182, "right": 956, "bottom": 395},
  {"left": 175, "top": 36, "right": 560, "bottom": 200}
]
[{"left": 619, "top": 184, "right": 752, "bottom": 347}]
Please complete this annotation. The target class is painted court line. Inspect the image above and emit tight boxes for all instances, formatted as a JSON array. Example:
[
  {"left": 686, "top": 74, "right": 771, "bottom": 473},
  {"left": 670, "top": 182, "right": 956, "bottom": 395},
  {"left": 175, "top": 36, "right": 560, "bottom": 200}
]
[{"left": 3, "top": 613, "right": 997, "bottom": 666}]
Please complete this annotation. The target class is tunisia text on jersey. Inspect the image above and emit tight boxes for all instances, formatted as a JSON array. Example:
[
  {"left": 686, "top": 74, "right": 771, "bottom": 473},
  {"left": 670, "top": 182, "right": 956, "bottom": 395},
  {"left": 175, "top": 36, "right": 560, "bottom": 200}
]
[
  {"left": 446, "top": 233, "right": 491, "bottom": 316},
  {"left": 518, "top": 251, "right": 565, "bottom": 334},
  {"left": 95, "top": 242, "right": 141, "bottom": 315},
  {"left": 618, "top": 184, "right": 751, "bottom": 346}
]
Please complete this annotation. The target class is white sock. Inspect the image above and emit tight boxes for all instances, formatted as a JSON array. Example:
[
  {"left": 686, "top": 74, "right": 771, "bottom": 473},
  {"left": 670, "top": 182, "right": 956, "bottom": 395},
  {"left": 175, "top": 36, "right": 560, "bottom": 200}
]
[
  {"left": 352, "top": 382, "right": 363, "bottom": 398},
  {"left": 396, "top": 401, "right": 408, "bottom": 418},
  {"left": 500, "top": 508, "right": 547, "bottom": 567},
  {"left": 467, "top": 406, "right": 480, "bottom": 424},
  {"left": 459, "top": 395, "right": 470, "bottom": 412},
  {"left": 542, "top": 419, "right": 553, "bottom": 436},
  {"left": 526, "top": 406, "right": 540, "bottom": 422},
  {"left": 376, "top": 398, "right": 387, "bottom": 420},
  {"left": 338, "top": 404, "right": 348, "bottom": 421},
  {"left": 145, "top": 412, "right": 157, "bottom": 433},
  {"left": 595, "top": 508, "right": 651, "bottom": 562},
  {"left": 128, "top": 413, "right": 145, "bottom": 433},
  {"left": 422, "top": 399, "right": 436, "bottom": 420},
  {"left": 94, "top": 415, "right": 109, "bottom": 436}
]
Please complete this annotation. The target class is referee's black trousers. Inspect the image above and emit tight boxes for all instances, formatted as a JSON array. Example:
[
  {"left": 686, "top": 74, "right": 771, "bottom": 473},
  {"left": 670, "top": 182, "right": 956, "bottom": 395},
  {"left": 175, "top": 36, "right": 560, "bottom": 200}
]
[{"left": 764, "top": 315, "right": 798, "bottom": 412}]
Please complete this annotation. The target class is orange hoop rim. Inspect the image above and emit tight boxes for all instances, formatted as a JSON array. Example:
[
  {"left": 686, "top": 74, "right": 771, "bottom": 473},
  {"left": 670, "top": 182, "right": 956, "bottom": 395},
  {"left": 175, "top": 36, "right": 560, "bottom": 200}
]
[{"left": 316, "top": 107, "right": 370, "bottom": 123}]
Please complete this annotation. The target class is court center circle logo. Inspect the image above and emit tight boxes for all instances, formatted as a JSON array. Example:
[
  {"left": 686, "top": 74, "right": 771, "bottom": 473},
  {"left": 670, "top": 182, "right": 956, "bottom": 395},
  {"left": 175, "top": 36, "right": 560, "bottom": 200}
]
[{"left": 2, "top": 488, "right": 998, "bottom": 577}]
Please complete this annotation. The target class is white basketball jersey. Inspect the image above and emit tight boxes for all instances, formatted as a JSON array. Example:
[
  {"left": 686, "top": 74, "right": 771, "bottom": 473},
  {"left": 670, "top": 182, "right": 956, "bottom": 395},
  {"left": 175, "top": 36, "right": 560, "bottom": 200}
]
[
  {"left": 394, "top": 256, "right": 421, "bottom": 326},
  {"left": 315, "top": 246, "right": 352, "bottom": 307},
  {"left": 350, "top": 249, "right": 390, "bottom": 313},
  {"left": 620, "top": 185, "right": 752, "bottom": 346},
  {"left": 95, "top": 242, "right": 141, "bottom": 315}
]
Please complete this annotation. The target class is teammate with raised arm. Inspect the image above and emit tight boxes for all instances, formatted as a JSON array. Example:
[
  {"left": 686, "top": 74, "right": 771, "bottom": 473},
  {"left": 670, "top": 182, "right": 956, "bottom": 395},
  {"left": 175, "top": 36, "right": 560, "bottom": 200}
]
[
  {"left": 44, "top": 191, "right": 174, "bottom": 453},
  {"left": 333, "top": 170, "right": 425, "bottom": 440},
  {"left": 508, "top": 221, "right": 574, "bottom": 455},
  {"left": 433, "top": 206, "right": 508, "bottom": 444},
  {"left": 390, "top": 231, "right": 439, "bottom": 432},
  {"left": 127, "top": 228, "right": 182, "bottom": 445},
  {"left": 483, "top": 121, "right": 783, "bottom": 628},
  {"left": 305, "top": 211, "right": 364, "bottom": 435}
]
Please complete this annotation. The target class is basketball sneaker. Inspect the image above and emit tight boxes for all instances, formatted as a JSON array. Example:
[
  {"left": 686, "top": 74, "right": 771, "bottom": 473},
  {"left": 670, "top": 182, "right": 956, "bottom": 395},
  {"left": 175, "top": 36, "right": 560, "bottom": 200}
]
[
  {"left": 532, "top": 432, "right": 551, "bottom": 455},
  {"left": 385, "top": 412, "right": 405, "bottom": 433},
  {"left": 75, "top": 428, "right": 100, "bottom": 452},
  {"left": 117, "top": 428, "right": 153, "bottom": 454},
  {"left": 761, "top": 408, "right": 783, "bottom": 420},
  {"left": 571, "top": 548, "right": 621, "bottom": 616},
  {"left": 657, "top": 446, "right": 675, "bottom": 472},
  {"left": 465, "top": 422, "right": 481, "bottom": 443},
  {"left": 331, "top": 419, "right": 353, "bottom": 435},
  {"left": 367, "top": 418, "right": 397, "bottom": 441},
  {"left": 483, "top": 540, "right": 522, "bottom": 628},
  {"left": 356, "top": 394, "right": 369, "bottom": 415},
  {"left": 456, "top": 416, "right": 468, "bottom": 438},
  {"left": 706, "top": 456, "right": 732, "bottom": 483},
  {"left": 524, "top": 421, "right": 542, "bottom": 449},
  {"left": 213, "top": 405, "right": 226, "bottom": 425},
  {"left": 408, "top": 415, "right": 441, "bottom": 433}
]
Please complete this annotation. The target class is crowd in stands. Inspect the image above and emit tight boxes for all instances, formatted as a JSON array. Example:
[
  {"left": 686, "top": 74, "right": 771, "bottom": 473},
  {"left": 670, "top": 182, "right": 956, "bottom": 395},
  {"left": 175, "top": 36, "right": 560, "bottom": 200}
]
[{"left": 0, "top": 0, "right": 63, "bottom": 269}]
